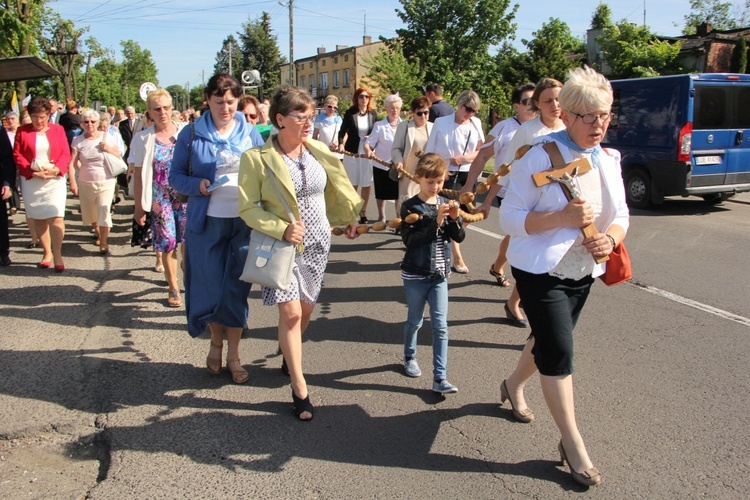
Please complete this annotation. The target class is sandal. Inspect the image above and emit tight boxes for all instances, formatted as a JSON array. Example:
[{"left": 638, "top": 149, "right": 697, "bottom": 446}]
[
  {"left": 167, "top": 289, "right": 182, "bottom": 307},
  {"left": 489, "top": 265, "right": 511, "bottom": 287},
  {"left": 227, "top": 358, "right": 249, "bottom": 384},
  {"left": 206, "top": 340, "right": 223, "bottom": 374},
  {"left": 358, "top": 210, "right": 368, "bottom": 225},
  {"left": 292, "top": 390, "right": 314, "bottom": 421}
]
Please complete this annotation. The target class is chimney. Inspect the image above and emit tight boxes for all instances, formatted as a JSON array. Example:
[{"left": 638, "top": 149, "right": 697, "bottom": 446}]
[
  {"left": 363, "top": 36, "right": 372, "bottom": 45},
  {"left": 336, "top": 45, "right": 348, "bottom": 51},
  {"left": 317, "top": 46, "right": 326, "bottom": 55},
  {"left": 697, "top": 23, "right": 713, "bottom": 37}
]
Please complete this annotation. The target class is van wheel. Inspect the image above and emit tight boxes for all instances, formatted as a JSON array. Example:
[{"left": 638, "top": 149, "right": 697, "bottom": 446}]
[
  {"left": 702, "top": 192, "right": 733, "bottom": 204},
  {"left": 625, "top": 169, "right": 651, "bottom": 209}
]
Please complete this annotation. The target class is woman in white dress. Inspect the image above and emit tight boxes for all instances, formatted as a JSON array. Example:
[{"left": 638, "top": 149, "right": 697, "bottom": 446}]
[
  {"left": 13, "top": 97, "right": 72, "bottom": 271},
  {"left": 364, "top": 93, "right": 402, "bottom": 223}
]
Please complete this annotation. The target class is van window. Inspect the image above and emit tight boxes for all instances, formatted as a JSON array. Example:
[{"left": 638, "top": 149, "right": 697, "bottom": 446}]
[
  {"left": 694, "top": 87, "right": 727, "bottom": 129},
  {"left": 737, "top": 87, "right": 750, "bottom": 128}
]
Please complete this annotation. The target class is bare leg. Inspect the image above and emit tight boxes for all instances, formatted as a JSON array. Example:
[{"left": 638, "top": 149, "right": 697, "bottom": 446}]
[
  {"left": 155, "top": 251, "right": 164, "bottom": 272},
  {"left": 452, "top": 241, "right": 467, "bottom": 271},
  {"left": 278, "top": 300, "right": 312, "bottom": 420},
  {"left": 493, "top": 234, "right": 510, "bottom": 274},
  {"left": 26, "top": 216, "right": 39, "bottom": 245},
  {"left": 225, "top": 325, "right": 248, "bottom": 383},
  {"left": 375, "top": 198, "right": 386, "bottom": 222},
  {"left": 508, "top": 286, "right": 525, "bottom": 319},
  {"left": 99, "top": 226, "right": 110, "bottom": 250},
  {"left": 206, "top": 323, "right": 224, "bottom": 373},
  {"left": 504, "top": 337, "right": 537, "bottom": 413},
  {"left": 360, "top": 186, "right": 371, "bottom": 213},
  {"left": 539, "top": 374, "right": 595, "bottom": 473},
  {"left": 48, "top": 217, "right": 65, "bottom": 267},
  {"left": 35, "top": 219, "right": 52, "bottom": 262},
  {"left": 163, "top": 248, "right": 180, "bottom": 291}
]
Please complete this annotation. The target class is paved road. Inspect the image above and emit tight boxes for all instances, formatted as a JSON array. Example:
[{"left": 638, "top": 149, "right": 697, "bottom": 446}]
[{"left": 1, "top": 192, "right": 748, "bottom": 498}]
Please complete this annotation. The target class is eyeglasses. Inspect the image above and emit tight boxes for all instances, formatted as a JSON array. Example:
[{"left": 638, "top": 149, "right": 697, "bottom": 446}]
[
  {"left": 520, "top": 98, "right": 532, "bottom": 106},
  {"left": 464, "top": 106, "right": 476, "bottom": 114},
  {"left": 570, "top": 111, "right": 613, "bottom": 125},
  {"left": 358, "top": 94, "right": 370, "bottom": 99},
  {"left": 414, "top": 110, "right": 429, "bottom": 117},
  {"left": 82, "top": 120, "right": 98, "bottom": 124},
  {"left": 287, "top": 112, "right": 315, "bottom": 124},
  {"left": 327, "top": 105, "right": 338, "bottom": 110},
  {"left": 244, "top": 113, "right": 257, "bottom": 120}
]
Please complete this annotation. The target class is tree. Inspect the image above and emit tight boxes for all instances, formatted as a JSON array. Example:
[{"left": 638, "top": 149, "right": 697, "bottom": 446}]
[
  {"left": 362, "top": 41, "right": 425, "bottom": 107},
  {"left": 731, "top": 35, "right": 748, "bottom": 72},
  {"left": 682, "top": 0, "right": 749, "bottom": 35},
  {"left": 214, "top": 34, "right": 243, "bottom": 80},
  {"left": 165, "top": 84, "right": 188, "bottom": 112},
  {"left": 120, "top": 40, "right": 158, "bottom": 110},
  {"left": 522, "top": 18, "right": 585, "bottom": 83},
  {"left": 238, "top": 12, "right": 286, "bottom": 98},
  {"left": 39, "top": 13, "right": 87, "bottom": 101},
  {"left": 0, "top": 0, "right": 46, "bottom": 102},
  {"left": 395, "top": 0, "right": 518, "bottom": 97},
  {"left": 85, "top": 54, "right": 125, "bottom": 108},
  {"left": 598, "top": 21, "right": 682, "bottom": 79},
  {"left": 591, "top": 3, "right": 613, "bottom": 30}
]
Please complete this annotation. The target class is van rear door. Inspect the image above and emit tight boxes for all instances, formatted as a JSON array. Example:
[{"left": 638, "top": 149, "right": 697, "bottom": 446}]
[{"left": 691, "top": 77, "right": 750, "bottom": 192}]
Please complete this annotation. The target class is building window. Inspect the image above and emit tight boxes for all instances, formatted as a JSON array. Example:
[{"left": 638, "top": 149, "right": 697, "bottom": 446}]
[
  {"left": 300, "top": 76, "right": 305, "bottom": 88},
  {"left": 320, "top": 73, "right": 329, "bottom": 90},
  {"left": 334, "top": 57, "right": 338, "bottom": 64},
  {"left": 343, "top": 69, "right": 350, "bottom": 87},
  {"left": 309, "top": 62, "right": 313, "bottom": 68},
  {"left": 309, "top": 75, "right": 315, "bottom": 89},
  {"left": 322, "top": 59, "right": 326, "bottom": 66},
  {"left": 333, "top": 71, "right": 340, "bottom": 88},
  {"left": 344, "top": 55, "right": 349, "bottom": 62}
]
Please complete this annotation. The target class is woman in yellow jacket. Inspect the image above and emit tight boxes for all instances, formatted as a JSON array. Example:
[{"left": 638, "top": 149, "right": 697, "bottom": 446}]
[{"left": 239, "top": 85, "right": 362, "bottom": 421}]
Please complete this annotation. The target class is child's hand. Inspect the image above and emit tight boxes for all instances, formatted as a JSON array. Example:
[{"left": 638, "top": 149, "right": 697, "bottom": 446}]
[
  {"left": 437, "top": 202, "right": 450, "bottom": 227},
  {"left": 447, "top": 200, "right": 460, "bottom": 220}
]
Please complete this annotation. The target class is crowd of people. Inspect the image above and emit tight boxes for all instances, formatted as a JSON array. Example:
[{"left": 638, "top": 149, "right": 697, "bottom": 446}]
[{"left": 1, "top": 66, "right": 628, "bottom": 486}]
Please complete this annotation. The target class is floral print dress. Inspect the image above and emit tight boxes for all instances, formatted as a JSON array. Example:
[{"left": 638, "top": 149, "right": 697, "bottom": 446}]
[{"left": 151, "top": 139, "right": 186, "bottom": 252}]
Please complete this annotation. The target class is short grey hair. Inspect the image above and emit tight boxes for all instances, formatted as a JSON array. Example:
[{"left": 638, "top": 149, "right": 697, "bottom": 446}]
[
  {"left": 125, "top": 106, "right": 135, "bottom": 113},
  {"left": 455, "top": 90, "right": 480, "bottom": 112},
  {"left": 4, "top": 111, "right": 19, "bottom": 119},
  {"left": 99, "top": 111, "right": 111, "bottom": 123},
  {"left": 81, "top": 109, "right": 101, "bottom": 122},
  {"left": 559, "top": 66, "right": 613, "bottom": 113},
  {"left": 384, "top": 93, "right": 402, "bottom": 109}
]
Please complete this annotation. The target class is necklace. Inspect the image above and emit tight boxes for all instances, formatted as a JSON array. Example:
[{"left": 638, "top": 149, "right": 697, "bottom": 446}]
[{"left": 358, "top": 109, "right": 368, "bottom": 116}]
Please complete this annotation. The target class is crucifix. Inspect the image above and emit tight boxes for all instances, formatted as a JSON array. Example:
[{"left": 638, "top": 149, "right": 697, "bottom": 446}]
[{"left": 532, "top": 153, "right": 609, "bottom": 264}]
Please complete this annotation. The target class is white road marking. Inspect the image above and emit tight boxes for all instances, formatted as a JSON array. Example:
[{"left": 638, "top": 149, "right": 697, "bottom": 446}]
[{"left": 630, "top": 283, "right": 750, "bottom": 327}]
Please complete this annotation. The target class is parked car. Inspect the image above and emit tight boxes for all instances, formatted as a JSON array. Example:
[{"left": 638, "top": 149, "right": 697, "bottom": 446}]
[{"left": 603, "top": 73, "right": 750, "bottom": 208}]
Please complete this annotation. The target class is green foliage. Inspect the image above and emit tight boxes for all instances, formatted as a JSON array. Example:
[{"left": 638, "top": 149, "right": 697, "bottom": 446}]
[
  {"left": 395, "top": 0, "right": 518, "bottom": 96},
  {"left": 591, "top": 3, "right": 613, "bottom": 30},
  {"left": 214, "top": 34, "right": 244, "bottom": 81},
  {"left": 189, "top": 84, "right": 206, "bottom": 110},
  {"left": 165, "top": 84, "right": 189, "bottom": 111},
  {"left": 683, "top": 0, "right": 747, "bottom": 35},
  {"left": 598, "top": 21, "right": 682, "bottom": 79},
  {"left": 238, "top": 12, "right": 286, "bottom": 98},
  {"left": 84, "top": 56, "right": 124, "bottom": 108},
  {"left": 731, "top": 35, "right": 748, "bottom": 73},
  {"left": 120, "top": 40, "right": 158, "bottom": 108},
  {"left": 362, "top": 41, "right": 425, "bottom": 107},
  {"left": 522, "top": 17, "right": 585, "bottom": 83}
]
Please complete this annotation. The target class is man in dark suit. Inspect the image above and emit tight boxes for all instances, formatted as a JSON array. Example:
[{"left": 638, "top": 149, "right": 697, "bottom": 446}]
[
  {"left": 0, "top": 127, "right": 16, "bottom": 266},
  {"left": 425, "top": 83, "right": 455, "bottom": 123},
  {"left": 119, "top": 106, "right": 139, "bottom": 159}
]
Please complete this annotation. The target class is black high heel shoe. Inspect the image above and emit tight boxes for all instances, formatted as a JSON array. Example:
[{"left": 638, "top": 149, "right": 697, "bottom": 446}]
[
  {"left": 558, "top": 440, "right": 602, "bottom": 487},
  {"left": 292, "top": 390, "right": 314, "bottom": 421}
]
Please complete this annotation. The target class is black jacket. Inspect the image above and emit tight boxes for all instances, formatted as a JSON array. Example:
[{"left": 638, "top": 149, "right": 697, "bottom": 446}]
[
  {"left": 338, "top": 107, "right": 377, "bottom": 154},
  {"left": 1, "top": 129, "right": 16, "bottom": 191},
  {"left": 400, "top": 194, "right": 465, "bottom": 277}
]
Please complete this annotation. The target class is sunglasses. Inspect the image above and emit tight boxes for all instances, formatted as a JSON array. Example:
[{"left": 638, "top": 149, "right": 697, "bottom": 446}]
[
  {"left": 520, "top": 98, "right": 532, "bottom": 105},
  {"left": 358, "top": 94, "right": 370, "bottom": 99},
  {"left": 464, "top": 105, "right": 476, "bottom": 114},
  {"left": 415, "top": 110, "right": 429, "bottom": 117},
  {"left": 82, "top": 120, "right": 98, "bottom": 124},
  {"left": 244, "top": 113, "right": 257, "bottom": 119},
  {"left": 327, "top": 105, "right": 338, "bottom": 110}
]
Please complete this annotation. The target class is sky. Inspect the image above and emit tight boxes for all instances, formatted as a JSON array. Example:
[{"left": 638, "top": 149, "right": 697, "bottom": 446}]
[{"left": 50, "top": 0, "right": 700, "bottom": 91}]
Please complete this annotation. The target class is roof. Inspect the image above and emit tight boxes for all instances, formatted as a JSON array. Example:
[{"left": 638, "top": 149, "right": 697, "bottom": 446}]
[{"left": 0, "top": 56, "right": 60, "bottom": 83}]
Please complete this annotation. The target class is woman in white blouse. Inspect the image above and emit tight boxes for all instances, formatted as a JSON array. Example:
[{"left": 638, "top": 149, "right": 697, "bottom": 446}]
[
  {"left": 498, "top": 66, "right": 629, "bottom": 487},
  {"left": 364, "top": 93, "right": 402, "bottom": 223}
]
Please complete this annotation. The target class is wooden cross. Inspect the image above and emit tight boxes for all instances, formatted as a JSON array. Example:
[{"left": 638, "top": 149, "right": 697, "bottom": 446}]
[{"left": 532, "top": 156, "right": 609, "bottom": 264}]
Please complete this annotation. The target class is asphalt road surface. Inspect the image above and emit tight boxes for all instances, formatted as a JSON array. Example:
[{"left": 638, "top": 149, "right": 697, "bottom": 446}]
[{"left": 1, "top": 191, "right": 748, "bottom": 498}]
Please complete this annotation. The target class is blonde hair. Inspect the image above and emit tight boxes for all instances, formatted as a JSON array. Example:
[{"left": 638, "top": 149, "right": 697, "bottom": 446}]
[
  {"left": 146, "top": 88, "right": 172, "bottom": 110},
  {"left": 455, "top": 90, "right": 480, "bottom": 112},
  {"left": 559, "top": 66, "right": 613, "bottom": 113},
  {"left": 415, "top": 153, "right": 448, "bottom": 179}
]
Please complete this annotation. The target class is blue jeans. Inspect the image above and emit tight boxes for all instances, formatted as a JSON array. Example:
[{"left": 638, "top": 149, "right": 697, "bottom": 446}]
[{"left": 403, "top": 276, "right": 449, "bottom": 380}]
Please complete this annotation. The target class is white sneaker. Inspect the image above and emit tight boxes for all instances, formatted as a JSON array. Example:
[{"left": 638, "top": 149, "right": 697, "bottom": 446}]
[
  {"left": 404, "top": 358, "right": 421, "bottom": 377},
  {"left": 432, "top": 379, "right": 458, "bottom": 394}
]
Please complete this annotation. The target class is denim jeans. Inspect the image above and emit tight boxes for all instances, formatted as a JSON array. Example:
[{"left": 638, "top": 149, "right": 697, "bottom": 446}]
[{"left": 403, "top": 276, "right": 449, "bottom": 380}]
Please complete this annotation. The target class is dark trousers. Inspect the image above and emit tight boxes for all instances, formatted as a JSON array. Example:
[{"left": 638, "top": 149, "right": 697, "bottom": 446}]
[
  {"left": 512, "top": 267, "right": 594, "bottom": 376},
  {"left": 1, "top": 197, "right": 9, "bottom": 257}
]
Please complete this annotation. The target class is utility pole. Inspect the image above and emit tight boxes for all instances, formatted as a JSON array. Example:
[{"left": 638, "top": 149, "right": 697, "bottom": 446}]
[
  {"left": 289, "top": 0, "right": 294, "bottom": 86},
  {"left": 228, "top": 39, "right": 233, "bottom": 76}
]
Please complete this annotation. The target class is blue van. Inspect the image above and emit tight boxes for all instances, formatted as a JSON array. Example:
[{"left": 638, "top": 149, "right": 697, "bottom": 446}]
[{"left": 603, "top": 73, "right": 750, "bottom": 208}]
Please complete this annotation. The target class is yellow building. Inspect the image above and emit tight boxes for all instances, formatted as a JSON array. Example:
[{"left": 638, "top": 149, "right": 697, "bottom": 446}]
[{"left": 279, "top": 36, "right": 385, "bottom": 109}]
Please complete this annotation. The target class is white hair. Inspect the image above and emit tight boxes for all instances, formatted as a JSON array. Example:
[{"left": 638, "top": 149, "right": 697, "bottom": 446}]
[
  {"left": 81, "top": 109, "right": 101, "bottom": 122},
  {"left": 384, "top": 93, "right": 402, "bottom": 109},
  {"left": 559, "top": 66, "right": 613, "bottom": 113}
]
